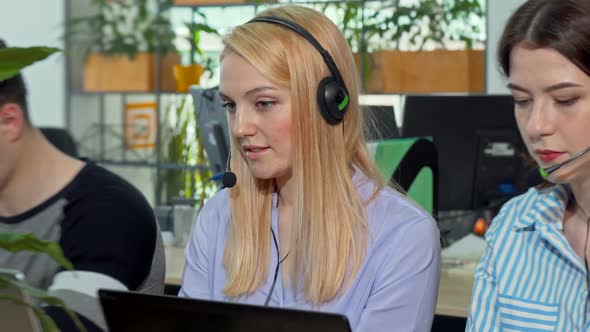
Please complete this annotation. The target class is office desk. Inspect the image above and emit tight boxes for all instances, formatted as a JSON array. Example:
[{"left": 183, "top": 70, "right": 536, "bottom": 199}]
[
  {"left": 165, "top": 246, "right": 185, "bottom": 285},
  {"left": 165, "top": 245, "right": 475, "bottom": 318},
  {"left": 436, "top": 267, "right": 475, "bottom": 318}
]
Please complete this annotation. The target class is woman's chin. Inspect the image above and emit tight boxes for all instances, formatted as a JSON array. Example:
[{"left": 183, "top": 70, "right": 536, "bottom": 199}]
[
  {"left": 248, "top": 167, "right": 290, "bottom": 182},
  {"left": 249, "top": 168, "right": 276, "bottom": 181}
]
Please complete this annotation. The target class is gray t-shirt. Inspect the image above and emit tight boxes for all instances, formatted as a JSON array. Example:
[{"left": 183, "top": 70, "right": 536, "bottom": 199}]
[{"left": 0, "top": 162, "right": 165, "bottom": 330}]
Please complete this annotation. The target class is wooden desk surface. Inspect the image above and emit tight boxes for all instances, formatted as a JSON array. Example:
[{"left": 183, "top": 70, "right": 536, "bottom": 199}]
[
  {"left": 165, "top": 246, "right": 185, "bottom": 286},
  {"left": 165, "top": 246, "right": 475, "bottom": 318},
  {"left": 436, "top": 266, "right": 475, "bottom": 318}
]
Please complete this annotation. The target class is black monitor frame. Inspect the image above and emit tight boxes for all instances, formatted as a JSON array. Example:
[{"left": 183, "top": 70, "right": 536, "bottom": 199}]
[
  {"left": 362, "top": 104, "right": 399, "bottom": 141},
  {"left": 190, "top": 86, "right": 230, "bottom": 178},
  {"left": 401, "top": 94, "right": 530, "bottom": 212}
]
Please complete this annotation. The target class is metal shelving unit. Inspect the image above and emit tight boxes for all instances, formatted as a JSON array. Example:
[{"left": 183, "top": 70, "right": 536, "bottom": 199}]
[{"left": 64, "top": 0, "right": 369, "bottom": 205}]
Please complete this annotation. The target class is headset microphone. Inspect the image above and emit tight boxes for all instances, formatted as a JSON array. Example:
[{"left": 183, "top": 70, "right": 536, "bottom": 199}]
[
  {"left": 222, "top": 151, "right": 237, "bottom": 188},
  {"left": 540, "top": 146, "right": 590, "bottom": 179}
]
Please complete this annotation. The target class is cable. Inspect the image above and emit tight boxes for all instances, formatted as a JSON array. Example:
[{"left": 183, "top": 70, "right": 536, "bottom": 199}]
[{"left": 264, "top": 228, "right": 289, "bottom": 306}]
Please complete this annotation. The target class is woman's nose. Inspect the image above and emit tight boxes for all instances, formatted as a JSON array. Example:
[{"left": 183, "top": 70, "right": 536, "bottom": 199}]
[
  {"left": 231, "top": 107, "right": 257, "bottom": 138},
  {"left": 524, "top": 100, "right": 555, "bottom": 138}
]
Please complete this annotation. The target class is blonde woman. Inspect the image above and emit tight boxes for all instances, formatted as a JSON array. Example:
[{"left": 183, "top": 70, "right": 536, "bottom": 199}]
[{"left": 179, "top": 5, "right": 440, "bottom": 331}]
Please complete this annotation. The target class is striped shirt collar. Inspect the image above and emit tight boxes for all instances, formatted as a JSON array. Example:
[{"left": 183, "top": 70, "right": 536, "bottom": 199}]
[{"left": 514, "top": 184, "right": 571, "bottom": 231}]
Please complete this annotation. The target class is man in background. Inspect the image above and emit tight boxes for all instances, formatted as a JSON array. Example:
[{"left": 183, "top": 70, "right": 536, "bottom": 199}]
[{"left": 0, "top": 40, "right": 165, "bottom": 331}]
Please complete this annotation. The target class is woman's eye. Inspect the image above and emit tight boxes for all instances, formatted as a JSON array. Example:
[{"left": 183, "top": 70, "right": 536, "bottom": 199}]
[
  {"left": 222, "top": 102, "right": 236, "bottom": 113},
  {"left": 555, "top": 97, "right": 579, "bottom": 106},
  {"left": 256, "top": 100, "right": 276, "bottom": 110},
  {"left": 512, "top": 98, "right": 530, "bottom": 107}
]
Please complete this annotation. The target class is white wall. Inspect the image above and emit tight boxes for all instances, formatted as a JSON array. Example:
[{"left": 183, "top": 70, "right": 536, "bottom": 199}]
[
  {"left": 0, "top": 0, "right": 65, "bottom": 127},
  {"left": 486, "top": 0, "right": 526, "bottom": 93}
]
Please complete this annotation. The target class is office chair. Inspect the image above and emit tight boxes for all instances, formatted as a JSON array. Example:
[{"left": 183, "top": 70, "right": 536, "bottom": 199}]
[
  {"left": 39, "top": 127, "right": 78, "bottom": 158},
  {"left": 371, "top": 138, "right": 438, "bottom": 216}
]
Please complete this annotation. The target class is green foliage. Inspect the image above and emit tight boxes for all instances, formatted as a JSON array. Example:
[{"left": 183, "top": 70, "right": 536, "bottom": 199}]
[
  {"left": 161, "top": 95, "right": 216, "bottom": 205},
  {"left": 0, "top": 235, "right": 87, "bottom": 332},
  {"left": 185, "top": 14, "right": 220, "bottom": 79},
  {"left": 0, "top": 233, "right": 74, "bottom": 270},
  {"left": 315, "top": 0, "right": 484, "bottom": 89},
  {"left": 0, "top": 47, "right": 60, "bottom": 82},
  {"left": 67, "top": 0, "right": 177, "bottom": 60},
  {"left": 0, "top": 277, "right": 87, "bottom": 332},
  {"left": 324, "top": 0, "right": 485, "bottom": 52}
]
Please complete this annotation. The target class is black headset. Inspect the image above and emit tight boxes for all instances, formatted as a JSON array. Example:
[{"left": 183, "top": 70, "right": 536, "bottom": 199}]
[{"left": 247, "top": 16, "right": 350, "bottom": 125}]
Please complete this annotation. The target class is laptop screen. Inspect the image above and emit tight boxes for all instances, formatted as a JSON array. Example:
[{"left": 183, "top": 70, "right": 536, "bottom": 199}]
[{"left": 99, "top": 289, "right": 351, "bottom": 332}]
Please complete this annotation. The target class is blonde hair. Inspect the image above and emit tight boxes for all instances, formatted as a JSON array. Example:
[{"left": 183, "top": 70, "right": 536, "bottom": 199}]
[{"left": 221, "top": 5, "right": 385, "bottom": 303}]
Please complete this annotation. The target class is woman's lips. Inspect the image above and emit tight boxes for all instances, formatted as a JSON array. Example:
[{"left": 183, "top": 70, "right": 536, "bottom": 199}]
[
  {"left": 243, "top": 146, "right": 270, "bottom": 160},
  {"left": 538, "top": 150, "right": 565, "bottom": 163}
]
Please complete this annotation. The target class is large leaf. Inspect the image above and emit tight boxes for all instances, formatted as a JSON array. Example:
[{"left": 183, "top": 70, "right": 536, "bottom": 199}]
[
  {"left": 0, "top": 47, "right": 60, "bottom": 82},
  {"left": 0, "top": 276, "right": 87, "bottom": 332},
  {"left": 0, "top": 233, "right": 73, "bottom": 270}
]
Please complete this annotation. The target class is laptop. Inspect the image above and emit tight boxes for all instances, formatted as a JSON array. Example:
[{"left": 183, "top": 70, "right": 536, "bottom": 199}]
[
  {"left": 99, "top": 289, "right": 352, "bottom": 332},
  {"left": 0, "top": 269, "right": 43, "bottom": 332}
]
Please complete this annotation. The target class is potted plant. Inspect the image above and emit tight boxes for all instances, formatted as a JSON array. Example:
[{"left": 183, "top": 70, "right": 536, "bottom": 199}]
[
  {"left": 67, "top": 0, "right": 180, "bottom": 92},
  {"left": 173, "top": 10, "right": 220, "bottom": 93},
  {"left": 0, "top": 46, "right": 86, "bottom": 332},
  {"left": 323, "top": 0, "right": 485, "bottom": 93},
  {"left": 160, "top": 95, "right": 216, "bottom": 205},
  {"left": 0, "top": 234, "right": 85, "bottom": 332},
  {"left": 173, "top": 0, "right": 274, "bottom": 5}
]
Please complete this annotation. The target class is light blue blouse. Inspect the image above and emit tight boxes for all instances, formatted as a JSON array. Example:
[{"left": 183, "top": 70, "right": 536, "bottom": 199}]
[{"left": 179, "top": 169, "right": 440, "bottom": 331}]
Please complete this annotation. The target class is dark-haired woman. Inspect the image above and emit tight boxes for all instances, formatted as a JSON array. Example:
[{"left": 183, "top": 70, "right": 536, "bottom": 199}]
[{"left": 468, "top": 0, "right": 590, "bottom": 330}]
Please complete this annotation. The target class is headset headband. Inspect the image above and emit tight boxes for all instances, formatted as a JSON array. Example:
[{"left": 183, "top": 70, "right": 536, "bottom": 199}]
[{"left": 247, "top": 16, "right": 349, "bottom": 96}]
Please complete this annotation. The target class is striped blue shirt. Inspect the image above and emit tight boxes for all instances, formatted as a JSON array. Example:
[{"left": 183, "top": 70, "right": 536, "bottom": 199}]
[{"left": 467, "top": 184, "right": 590, "bottom": 331}]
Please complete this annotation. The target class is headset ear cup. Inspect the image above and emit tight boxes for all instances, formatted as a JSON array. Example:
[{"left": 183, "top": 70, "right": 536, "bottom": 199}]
[{"left": 317, "top": 76, "right": 348, "bottom": 125}]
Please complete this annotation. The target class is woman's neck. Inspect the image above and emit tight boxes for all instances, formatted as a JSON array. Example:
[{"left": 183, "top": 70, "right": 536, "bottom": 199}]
[
  {"left": 570, "top": 180, "right": 590, "bottom": 219},
  {"left": 275, "top": 172, "right": 294, "bottom": 209}
]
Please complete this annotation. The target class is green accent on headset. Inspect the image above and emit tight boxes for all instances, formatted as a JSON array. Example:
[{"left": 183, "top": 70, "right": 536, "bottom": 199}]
[
  {"left": 539, "top": 167, "right": 549, "bottom": 179},
  {"left": 338, "top": 94, "right": 349, "bottom": 111}
]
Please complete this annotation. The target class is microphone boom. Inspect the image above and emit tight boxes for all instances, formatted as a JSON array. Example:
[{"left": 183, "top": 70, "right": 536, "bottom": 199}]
[{"left": 543, "top": 146, "right": 590, "bottom": 176}]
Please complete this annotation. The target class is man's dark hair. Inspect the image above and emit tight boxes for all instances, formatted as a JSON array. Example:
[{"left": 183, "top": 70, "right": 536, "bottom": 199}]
[{"left": 0, "top": 39, "right": 30, "bottom": 123}]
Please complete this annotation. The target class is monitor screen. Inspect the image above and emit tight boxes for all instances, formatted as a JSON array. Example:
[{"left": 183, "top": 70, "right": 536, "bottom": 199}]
[
  {"left": 190, "top": 86, "right": 230, "bottom": 176},
  {"left": 473, "top": 129, "right": 524, "bottom": 209},
  {"left": 362, "top": 105, "right": 399, "bottom": 141},
  {"left": 401, "top": 94, "right": 531, "bottom": 212}
]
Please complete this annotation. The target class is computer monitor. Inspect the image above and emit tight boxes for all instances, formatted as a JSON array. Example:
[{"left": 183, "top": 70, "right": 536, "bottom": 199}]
[
  {"left": 401, "top": 94, "right": 530, "bottom": 212},
  {"left": 362, "top": 105, "right": 400, "bottom": 141},
  {"left": 190, "top": 86, "right": 230, "bottom": 177}
]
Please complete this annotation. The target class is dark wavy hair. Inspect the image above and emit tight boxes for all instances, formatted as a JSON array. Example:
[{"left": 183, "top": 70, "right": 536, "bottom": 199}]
[{"left": 498, "top": 0, "right": 590, "bottom": 78}]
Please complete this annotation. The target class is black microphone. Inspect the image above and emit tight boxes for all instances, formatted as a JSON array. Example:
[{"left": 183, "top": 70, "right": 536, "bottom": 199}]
[
  {"left": 540, "top": 146, "right": 590, "bottom": 179},
  {"left": 222, "top": 151, "right": 237, "bottom": 188}
]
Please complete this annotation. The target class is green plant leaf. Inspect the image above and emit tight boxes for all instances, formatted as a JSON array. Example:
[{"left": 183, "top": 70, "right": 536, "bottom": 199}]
[
  {"left": 33, "top": 307, "right": 61, "bottom": 332},
  {"left": 0, "top": 47, "right": 60, "bottom": 82},
  {"left": 0, "top": 276, "right": 88, "bottom": 332},
  {"left": 0, "top": 233, "right": 73, "bottom": 270}
]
